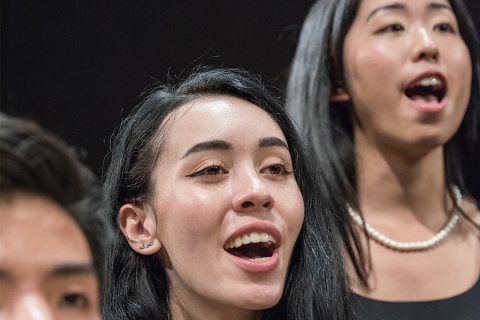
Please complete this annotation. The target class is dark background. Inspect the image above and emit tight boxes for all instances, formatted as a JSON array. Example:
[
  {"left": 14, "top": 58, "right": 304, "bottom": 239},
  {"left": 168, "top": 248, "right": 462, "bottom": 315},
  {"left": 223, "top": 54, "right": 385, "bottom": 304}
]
[{"left": 2, "top": 1, "right": 480, "bottom": 176}]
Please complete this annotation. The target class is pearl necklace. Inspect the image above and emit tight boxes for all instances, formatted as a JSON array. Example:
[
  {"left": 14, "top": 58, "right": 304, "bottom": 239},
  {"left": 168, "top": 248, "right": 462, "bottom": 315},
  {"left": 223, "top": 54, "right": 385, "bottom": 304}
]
[{"left": 347, "top": 186, "right": 462, "bottom": 251}]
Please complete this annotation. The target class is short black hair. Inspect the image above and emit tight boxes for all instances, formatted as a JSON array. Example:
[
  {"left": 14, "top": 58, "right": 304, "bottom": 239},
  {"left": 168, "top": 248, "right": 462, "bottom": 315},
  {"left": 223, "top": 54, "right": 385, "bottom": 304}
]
[{"left": 0, "top": 112, "right": 111, "bottom": 287}]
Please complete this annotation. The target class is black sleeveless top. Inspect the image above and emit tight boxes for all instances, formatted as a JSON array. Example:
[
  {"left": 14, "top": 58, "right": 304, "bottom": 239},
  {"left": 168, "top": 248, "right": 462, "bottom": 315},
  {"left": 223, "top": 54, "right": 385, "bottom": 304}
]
[{"left": 354, "top": 277, "right": 480, "bottom": 320}]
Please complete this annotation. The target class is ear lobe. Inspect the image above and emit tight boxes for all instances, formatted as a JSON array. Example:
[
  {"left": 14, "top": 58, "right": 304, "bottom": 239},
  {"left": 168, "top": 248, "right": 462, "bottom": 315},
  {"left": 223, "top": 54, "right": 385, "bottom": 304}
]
[
  {"left": 330, "top": 88, "right": 351, "bottom": 102},
  {"left": 118, "top": 203, "right": 162, "bottom": 255}
]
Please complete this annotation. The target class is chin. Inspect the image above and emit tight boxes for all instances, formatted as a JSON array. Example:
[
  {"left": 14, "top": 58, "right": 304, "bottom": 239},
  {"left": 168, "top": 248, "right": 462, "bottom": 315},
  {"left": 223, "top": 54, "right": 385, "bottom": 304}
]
[
  {"left": 415, "top": 128, "right": 457, "bottom": 148},
  {"left": 239, "top": 297, "right": 282, "bottom": 311},
  {"left": 234, "top": 284, "right": 284, "bottom": 311},
  {"left": 385, "top": 125, "right": 455, "bottom": 154}
]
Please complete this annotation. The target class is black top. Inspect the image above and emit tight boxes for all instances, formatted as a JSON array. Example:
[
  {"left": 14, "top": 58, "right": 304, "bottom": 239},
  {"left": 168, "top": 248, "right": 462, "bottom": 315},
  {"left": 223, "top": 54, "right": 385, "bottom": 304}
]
[{"left": 354, "top": 277, "right": 480, "bottom": 320}]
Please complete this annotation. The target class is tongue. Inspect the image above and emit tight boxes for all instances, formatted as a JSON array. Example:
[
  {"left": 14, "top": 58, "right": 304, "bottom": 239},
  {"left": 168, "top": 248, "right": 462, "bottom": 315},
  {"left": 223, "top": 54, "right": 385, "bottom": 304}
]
[
  {"left": 409, "top": 94, "right": 438, "bottom": 103},
  {"left": 227, "top": 242, "right": 273, "bottom": 260},
  {"left": 244, "top": 251, "right": 263, "bottom": 259},
  {"left": 229, "top": 250, "right": 263, "bottom": 259}
]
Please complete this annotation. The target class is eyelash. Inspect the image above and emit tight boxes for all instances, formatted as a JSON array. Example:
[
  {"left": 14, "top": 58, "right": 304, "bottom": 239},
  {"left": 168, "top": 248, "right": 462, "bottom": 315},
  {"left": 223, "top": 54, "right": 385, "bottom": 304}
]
[
  {"left": 186, "top": 161, "right": 294, "bottom": 179},
  {"left": 187, "top": 165, "right": 228, "bottom": 177},
  {"left": 378, "top": 22, "right": 456, "bottom": 34},
  {"left": 382, "top": 23, "right": 404, "bottom": 33},
  {"left": 58, "top": 293, "right": 89, "bottom": 309},
  {"left": 434, "top": 22, "right": 456, "bottom": 33},
  {"left": 261, "top": 161, "right": 293, "bottom": 176}
]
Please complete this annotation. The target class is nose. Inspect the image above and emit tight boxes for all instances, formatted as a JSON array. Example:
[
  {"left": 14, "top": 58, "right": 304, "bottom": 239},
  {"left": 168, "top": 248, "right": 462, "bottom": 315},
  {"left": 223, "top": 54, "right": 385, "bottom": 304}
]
[
  {"left": 12, "top": 293, "right": 54, "bottom": 320},
  {"left": 412, "top": 27, "right": 439, "bottom": 62},
  {"left": 232, "top": 171, "right": 275, "bottom": 213}
]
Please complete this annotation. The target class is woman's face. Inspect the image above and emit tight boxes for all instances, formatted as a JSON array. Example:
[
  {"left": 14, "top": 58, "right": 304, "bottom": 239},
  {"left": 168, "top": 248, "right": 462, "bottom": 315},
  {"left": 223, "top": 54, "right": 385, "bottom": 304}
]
[
  {"left": 0, "top": 194, "right": 100, "bottom": 320},
  {"left": 150, "top": 96, "right": 304, "bottom": 316},
  {"left": 341, "top": 0, "right": 471, "bottom": 155}
]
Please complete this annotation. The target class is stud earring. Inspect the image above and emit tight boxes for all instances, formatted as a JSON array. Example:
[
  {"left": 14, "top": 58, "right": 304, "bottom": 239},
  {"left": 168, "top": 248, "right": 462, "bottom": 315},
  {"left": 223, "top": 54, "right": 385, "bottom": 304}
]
[
  {"left": 146, "top": 242, "right": 154, "bottom": 248},
  {"left": 139, "top": 243, "right": 145, "bottom": 250}
]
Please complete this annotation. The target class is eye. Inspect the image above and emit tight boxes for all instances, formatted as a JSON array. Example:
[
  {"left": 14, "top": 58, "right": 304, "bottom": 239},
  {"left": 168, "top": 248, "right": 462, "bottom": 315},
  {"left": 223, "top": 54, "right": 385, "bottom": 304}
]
[
  {"left": 58, "top": 293, "right": 89, "bottom": 309},
  {"left": 261, "top": 162, "right": 293, "bottom": 176},
  {"left": 377, "top": 24, "right": 404, "bottom": 33},
  {"left": 187, "top": 165, "right": 228, "bottom": 177},
  {"left": 434, "top": 23, "right": 455, "bottom": 33},
  {"left": 267, "top": 165, "right": 285, "bottom": 175}
]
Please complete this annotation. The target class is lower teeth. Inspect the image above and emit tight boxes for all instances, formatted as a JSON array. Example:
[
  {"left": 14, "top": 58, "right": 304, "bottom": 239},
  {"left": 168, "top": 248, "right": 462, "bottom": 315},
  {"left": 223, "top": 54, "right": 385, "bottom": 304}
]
[{"left": 250, "top": 257, "right": 270, "bottom": 261}]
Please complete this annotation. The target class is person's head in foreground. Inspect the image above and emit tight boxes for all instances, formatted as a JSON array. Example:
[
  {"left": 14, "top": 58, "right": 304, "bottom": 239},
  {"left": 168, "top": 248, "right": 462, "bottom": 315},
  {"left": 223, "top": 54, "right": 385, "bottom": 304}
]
[
  {"left": 101, "top": 68, "right": 354, "bottom": 320},
  {"left": 287, "top": 0, "right": 480, "bottom": 293},
  {"left": 0, "top": 113, "right": 109, "bottom": 319}
]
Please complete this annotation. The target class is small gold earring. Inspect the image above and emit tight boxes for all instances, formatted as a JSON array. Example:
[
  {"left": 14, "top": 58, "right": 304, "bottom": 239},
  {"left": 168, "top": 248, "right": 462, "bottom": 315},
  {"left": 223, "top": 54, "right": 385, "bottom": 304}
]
[{"left": 139, "top": 243, "right": 145, "bottom": 250}]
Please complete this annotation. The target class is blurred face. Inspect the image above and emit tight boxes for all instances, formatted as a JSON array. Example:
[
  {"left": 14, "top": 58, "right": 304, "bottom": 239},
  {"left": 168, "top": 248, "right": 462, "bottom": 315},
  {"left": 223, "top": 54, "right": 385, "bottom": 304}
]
[
  {"left": 342, "top": 0, "right": 471, "bottom": 155},
  {"left": 151, "top": 96, "right": 304, "bottom": 318},
  {"left": 0, "top": 194, "right": 100, "bottom": 320}
]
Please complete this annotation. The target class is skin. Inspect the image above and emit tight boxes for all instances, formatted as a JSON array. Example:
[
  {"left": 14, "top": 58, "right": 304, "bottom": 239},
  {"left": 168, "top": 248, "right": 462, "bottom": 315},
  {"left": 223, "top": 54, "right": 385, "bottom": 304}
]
[
  {"left": 0, "top": 194, "right": 100, "bottom": 320},
  {"left": 119, "top": 96, "right": 304, "bottom": 320},
  {"left": 340, "top": 0, "right": 480, "bottom": 300}
]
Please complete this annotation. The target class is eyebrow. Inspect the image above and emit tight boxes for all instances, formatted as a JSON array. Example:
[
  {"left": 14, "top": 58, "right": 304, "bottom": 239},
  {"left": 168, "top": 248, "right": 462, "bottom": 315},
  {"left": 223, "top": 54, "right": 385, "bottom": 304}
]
[
  {"left": 181, "top": 140, "right": 232, "bottom": 159},
  {"left": 366, "top": 2, "right": 453, "bottom": 21},
  {"left": 258, "top": 137, "right": 289, "bottom": 149},
  {"left": 50, "top": 263, "right": 95, "bottom": 278},
  {"left": 0, "top": 263, "right": 95, "bottom": 283},
  {"left": 428, "top": 3, "right": 453, "bottom": 12},
  {"left": 181, "top": 137, "right": 288, "bottom": 159},
  {"left": 366, "top": 3, "right": 405, "bottom": 21}
]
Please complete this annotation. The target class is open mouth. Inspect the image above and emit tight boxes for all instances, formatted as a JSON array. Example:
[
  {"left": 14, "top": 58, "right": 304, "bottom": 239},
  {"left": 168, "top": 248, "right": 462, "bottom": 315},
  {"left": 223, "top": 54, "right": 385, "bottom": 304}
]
[
  {"left": 404, "top": 76, "right": 446, "bottom": 103},
  {"left": 224, "top": 232, "right": 278, "bottom": 261}
]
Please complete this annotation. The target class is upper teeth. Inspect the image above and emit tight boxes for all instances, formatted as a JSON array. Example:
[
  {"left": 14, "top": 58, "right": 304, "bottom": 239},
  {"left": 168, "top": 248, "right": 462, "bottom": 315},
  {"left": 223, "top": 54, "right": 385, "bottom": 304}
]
[
  {"left": 419, "top": 77, "right": 441, "bottom": 87},
  {"left": 225, "top": 232, "right": 276, "bottom": 250}
]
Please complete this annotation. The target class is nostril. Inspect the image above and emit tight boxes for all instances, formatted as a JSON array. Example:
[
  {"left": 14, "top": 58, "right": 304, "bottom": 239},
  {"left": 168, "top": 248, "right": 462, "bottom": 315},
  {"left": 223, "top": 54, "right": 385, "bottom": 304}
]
[
  {"left": 420, "top": 52, "right": 437, "bottom": 59},
  {"left": 241, "top": 201, "right": 254, "bottom": 208},
  {"left": 263, "top": 201, "right": 271, "bottom": 208},
  {"left": 417, "top": 48, "right": 438, "bottom": 62}
]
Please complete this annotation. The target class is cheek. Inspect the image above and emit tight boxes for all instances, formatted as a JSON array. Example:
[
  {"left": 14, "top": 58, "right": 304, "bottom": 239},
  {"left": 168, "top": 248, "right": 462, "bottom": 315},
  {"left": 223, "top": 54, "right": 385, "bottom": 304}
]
[
  {"left": 157, "top": 190, "right": 225, "bottom": 248},
  {"left": 279, "top": 187, "right": 304, "bottom": 235},
  {"left": 440, "top": 39, "right": 472, "bottom": 123},
  {"left": 448, "top": 42, "right": 472, "bottom": 94},
  {"left": 344, "top": 41, "right": 406, "bottom": 128},
  {"left": 345, "top": 42, "right": 399, "bottom": 92}
]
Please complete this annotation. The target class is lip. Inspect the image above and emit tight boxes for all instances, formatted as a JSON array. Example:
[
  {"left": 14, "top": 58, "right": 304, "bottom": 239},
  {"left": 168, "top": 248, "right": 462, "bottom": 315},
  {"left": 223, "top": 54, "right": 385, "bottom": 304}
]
[
  {"left": 404, "top": 70, "right": 447, "bottom": 113},
  {"left": 224, "top": 222, "right": 282, "bottom": 273},
  {"left": 226, "top": 249, "right": 281, "bottom": 273}
]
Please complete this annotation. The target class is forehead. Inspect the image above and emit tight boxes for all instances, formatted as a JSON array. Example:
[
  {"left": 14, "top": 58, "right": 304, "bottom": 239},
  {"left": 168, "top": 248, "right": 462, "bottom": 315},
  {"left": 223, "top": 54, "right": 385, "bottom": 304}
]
[
  {"left": 356, "top": 0, "right": 452, "bottom": 14},
  {"left": 163, "top": 95, "right": 286, "bottom": 150},
  {"left": 0, "top": 194, "right": 93, "bottom": 267}
]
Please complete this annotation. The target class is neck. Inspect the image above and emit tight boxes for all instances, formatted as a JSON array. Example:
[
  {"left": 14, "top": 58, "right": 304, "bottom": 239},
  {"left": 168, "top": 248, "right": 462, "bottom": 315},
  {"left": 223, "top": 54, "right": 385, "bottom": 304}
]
[
  {"left": 354, "top": 130, "right": 450, "bottom": 225},
  {"left": 169, "top": 290, "right": 260, "bottom": 320}
]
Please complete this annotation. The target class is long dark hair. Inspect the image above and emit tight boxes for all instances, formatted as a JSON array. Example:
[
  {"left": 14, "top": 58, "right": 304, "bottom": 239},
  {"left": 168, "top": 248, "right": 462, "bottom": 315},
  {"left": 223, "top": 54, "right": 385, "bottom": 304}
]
[
  {"left": 101, "top": 68, "right": 354, "bottom": 319},
  {"left": 0, "top": 113, "right": 111, "bottom": 288},
  {"left": 287, "top": 0, "right": 480, "bottom": 282}
]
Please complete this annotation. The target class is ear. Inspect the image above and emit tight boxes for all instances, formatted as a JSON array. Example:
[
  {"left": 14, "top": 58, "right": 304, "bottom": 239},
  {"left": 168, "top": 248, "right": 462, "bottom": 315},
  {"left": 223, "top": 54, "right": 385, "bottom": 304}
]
[
  {"left": 118, "top": 202, "right": 161, "bottom": 255},
  {"left": 330, "top": 87, "right": 351, "bottom": 102}
]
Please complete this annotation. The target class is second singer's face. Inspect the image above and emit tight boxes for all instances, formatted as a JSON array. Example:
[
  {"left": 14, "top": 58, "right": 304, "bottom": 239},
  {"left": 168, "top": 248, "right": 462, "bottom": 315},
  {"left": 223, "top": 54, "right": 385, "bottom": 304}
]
[{"left": 342, "top": 0, "right": 471, "bottom": 156}]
